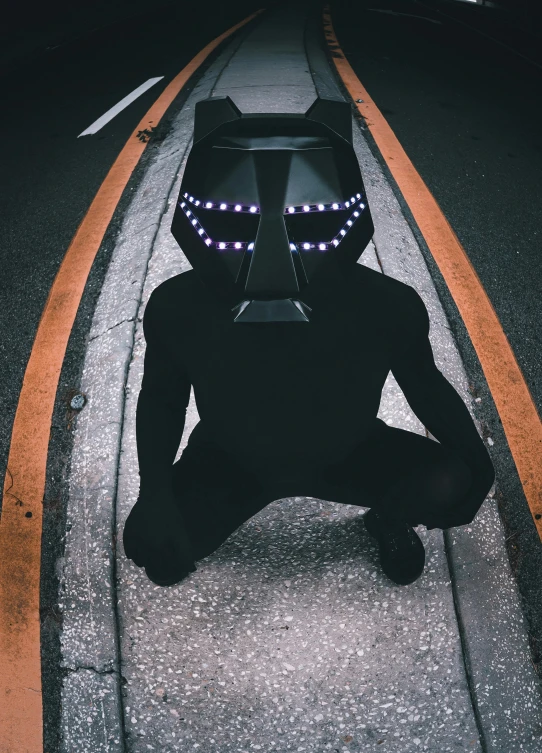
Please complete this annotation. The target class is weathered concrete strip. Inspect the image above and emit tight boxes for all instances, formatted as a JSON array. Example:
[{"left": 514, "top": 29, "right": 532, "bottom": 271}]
[{"left": 113, "top": 4, "right": 481, "bottom": 752}]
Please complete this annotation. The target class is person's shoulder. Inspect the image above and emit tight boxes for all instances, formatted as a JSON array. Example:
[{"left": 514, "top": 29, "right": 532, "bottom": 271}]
[
  {"left": 349, "top": 264, "right": 429, "bottom": 340},
  {"left": 142, "top": 271, "right": 201, "bottom": 332},
  {"left": 146, "top": 270, "right": 198, "bottom": 310},
  {"left": 150, "top": 269, "right": 197, "bottom": 298},
  {"left": 349, "top": 263, "right": 423, "bottom": 308}
]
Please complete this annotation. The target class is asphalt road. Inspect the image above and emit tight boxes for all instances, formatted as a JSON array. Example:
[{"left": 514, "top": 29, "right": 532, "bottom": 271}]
[
  {"left": 330, "top": 0, "right": 542, "bottom": 416},
  {"left": 1, "top": 1, "right": 541, "bottom": 747}
]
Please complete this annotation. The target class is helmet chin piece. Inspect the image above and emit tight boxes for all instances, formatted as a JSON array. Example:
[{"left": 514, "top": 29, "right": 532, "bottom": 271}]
[
  {"left": 171, "top": 95, "right": 375, "bottom": 323},
  {"left": 232, "top": 298, "right": 312, "bottom": 323}
]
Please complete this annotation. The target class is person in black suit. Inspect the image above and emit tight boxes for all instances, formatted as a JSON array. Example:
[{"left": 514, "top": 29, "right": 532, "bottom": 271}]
[{"left": 123, "top": 96, "right": 494, "bottom": 587}]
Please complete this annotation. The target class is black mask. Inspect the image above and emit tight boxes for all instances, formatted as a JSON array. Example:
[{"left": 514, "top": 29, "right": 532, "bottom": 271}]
[{"left": 171, "top": 95, "right": 374, "bottom": 322}]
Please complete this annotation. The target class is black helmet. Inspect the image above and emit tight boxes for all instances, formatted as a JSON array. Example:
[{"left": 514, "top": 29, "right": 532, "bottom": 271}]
[{"left": 171, "top": 95, "right": 374, "bottom": 322}]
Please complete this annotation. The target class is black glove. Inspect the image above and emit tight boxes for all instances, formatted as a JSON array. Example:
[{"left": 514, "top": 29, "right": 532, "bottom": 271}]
[{"left": 123, "top": 490, "right": 196, "bottom": 586}]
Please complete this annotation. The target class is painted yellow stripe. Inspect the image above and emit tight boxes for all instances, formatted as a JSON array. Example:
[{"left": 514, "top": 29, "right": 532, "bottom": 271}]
[
  {"left": 323, "top": 6, "right": 542, "bottom": 538},
  {"left": 0, "top": 9, "right": 265, "bottom": 753}
]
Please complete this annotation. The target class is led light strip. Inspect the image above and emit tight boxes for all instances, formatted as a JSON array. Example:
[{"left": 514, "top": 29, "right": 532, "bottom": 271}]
[
  {"left": 179, "top": 201, "right": 254, "bottom": 249},
  {"left": 294, "top": 201, "right": 366, "bottom": 250},
  {"left": 182, "top": 191, "right": 364, "bottom": 214},
  {"left": 285, "top": 193, "right": 363, "bottom": 214},
  {"left": 182, "top": 193, "right": 260, "bottom": 214},
  {"left": 179, "top": 193, "right": 366, "bottom": 251}
]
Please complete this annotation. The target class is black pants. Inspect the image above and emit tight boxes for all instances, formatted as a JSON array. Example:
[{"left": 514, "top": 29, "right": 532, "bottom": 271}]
[{"left": 171, "top": 418, "right": 474, "bottom": 562}]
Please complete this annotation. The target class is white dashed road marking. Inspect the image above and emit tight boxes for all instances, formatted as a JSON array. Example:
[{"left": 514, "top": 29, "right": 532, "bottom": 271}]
[{"left": 78, "top": 76, "right": 164, "bottom": 137}]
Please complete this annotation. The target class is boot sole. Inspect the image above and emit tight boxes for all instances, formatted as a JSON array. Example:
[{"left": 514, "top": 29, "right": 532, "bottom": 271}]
[{"left": 145, "top": 562, "right": 196, "bottom": 587}]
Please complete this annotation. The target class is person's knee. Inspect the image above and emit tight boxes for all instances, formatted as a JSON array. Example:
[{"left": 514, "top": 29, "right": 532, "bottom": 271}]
[{"left": 429, "top": 454, "right": 472, "bottom": 512}]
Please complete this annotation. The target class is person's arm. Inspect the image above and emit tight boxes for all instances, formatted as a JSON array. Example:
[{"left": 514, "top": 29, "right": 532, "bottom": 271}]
[
  {"left": 390, "top": 289, "right": 495, "bottom": 526},
  {"left": 136, "top": 288, "right": 191, "bottom": 500}
]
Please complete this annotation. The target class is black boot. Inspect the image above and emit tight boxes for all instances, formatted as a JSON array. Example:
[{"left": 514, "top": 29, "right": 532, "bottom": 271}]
[
  {"left": 363, "top": 508, "right": 425, "bottom": 586},
  {"left": 145, "top": 560, "right": 197, "bottom": 587}
]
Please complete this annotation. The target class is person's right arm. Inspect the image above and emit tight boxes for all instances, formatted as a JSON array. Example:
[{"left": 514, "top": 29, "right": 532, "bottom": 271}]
[
  {"left": 136, "top": 288, "right": 191, "bottom": 498},
  {"left": 123, "top": 287, "right": 195, "bottom": 576}
]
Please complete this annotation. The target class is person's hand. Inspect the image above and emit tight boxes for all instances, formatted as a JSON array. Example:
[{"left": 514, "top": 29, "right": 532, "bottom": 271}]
[{"left": 122, "top": 489, "right": 196, "bottom": 585}]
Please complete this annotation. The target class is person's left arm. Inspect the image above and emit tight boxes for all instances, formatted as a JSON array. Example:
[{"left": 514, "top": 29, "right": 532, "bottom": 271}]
[{"left": 390, "top": 289, "right": 495, "bottom": 526}]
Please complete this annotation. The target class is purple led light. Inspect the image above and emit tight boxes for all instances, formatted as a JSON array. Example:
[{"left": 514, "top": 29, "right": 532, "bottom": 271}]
[
  {"left": 290, "top": 196, "right": 368, "bottom": 250},
  {"left": 283, "top": 193, "right": 364, "bottom": 213},
  {"left": 181, "top": 192, "right": 261, "bottom": 213},
  {"left": 179, "top": 191, "right": 367, "bottom": 253},
  {"left": 286, "top": 201, "right": 345, "bottom": 213},
  {"left": 180, "top": 201, "right": 252, "bottom": 250},
  {"left": 181, "top": 190, "right": 365, "bottom": 215}
]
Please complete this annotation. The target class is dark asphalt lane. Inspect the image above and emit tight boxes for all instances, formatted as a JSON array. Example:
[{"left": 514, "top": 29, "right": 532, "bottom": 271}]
[
  {"left": 0, "top": 0, "right": 263, "bottom": 514},
  {"left": 416, "top": 0, "right": 542, "bottom": 71},
  {"left": 331, "top": 0, "right": 542, "bottom": 413}
]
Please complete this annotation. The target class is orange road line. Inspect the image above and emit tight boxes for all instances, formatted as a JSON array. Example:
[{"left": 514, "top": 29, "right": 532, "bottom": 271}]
[
  {"left": 0, "top": 9, "right": 265, "bottom": 753},
  {"left": 323, "top": 6, "right": 542, "bottom": 539}
]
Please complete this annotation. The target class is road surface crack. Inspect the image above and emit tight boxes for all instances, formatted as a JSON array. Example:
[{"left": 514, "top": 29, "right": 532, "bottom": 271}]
[{"left": 89, "top": 317, "right": 136, "bottom": 342}]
